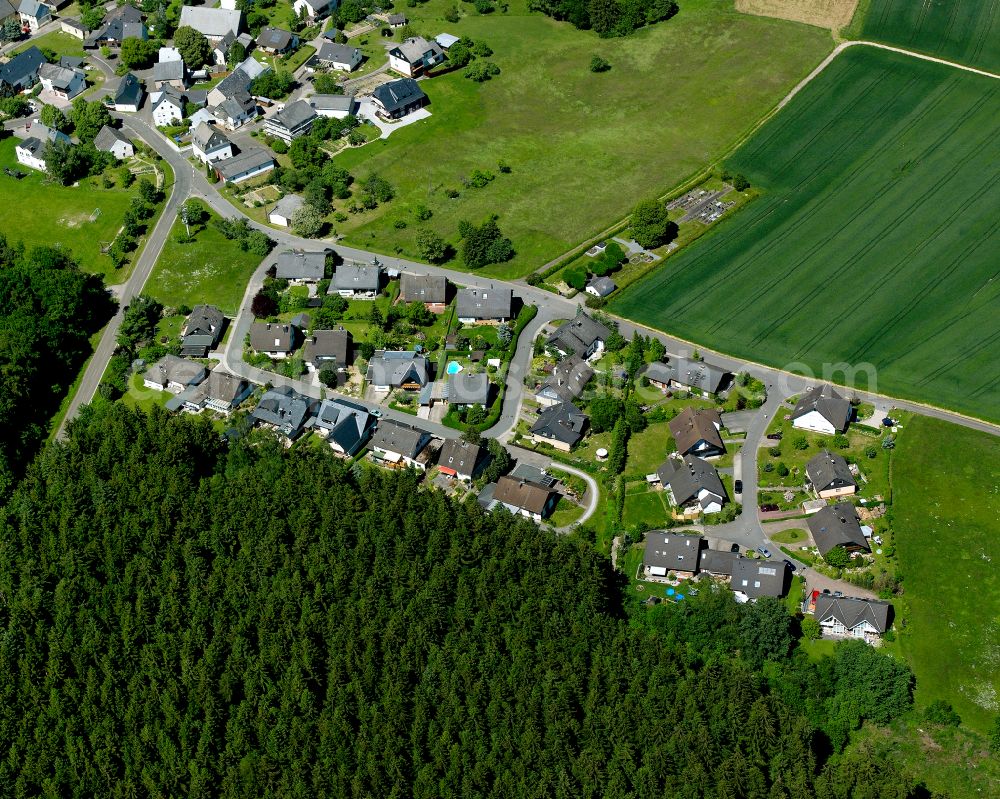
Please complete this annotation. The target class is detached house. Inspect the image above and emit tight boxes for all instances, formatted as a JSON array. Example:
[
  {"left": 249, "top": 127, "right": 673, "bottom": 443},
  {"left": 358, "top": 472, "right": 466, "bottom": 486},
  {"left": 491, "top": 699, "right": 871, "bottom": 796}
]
[
  {"left": 436, "top": 438, "right": 484, "bottom": 481},
  {"left": 214, "top": 146, "right": 275, "bottom": 183},
  {"left": 808, "top": 502, "right": 869, "bottom": 557},
  {"left": 311, "top": 398, "right": 375, "bottom": 456},
  {"left": 366, "top": 350, "right": 429, "bottom": 391},
  {"left": 586, "top": 276, "right": 616, "bottom": 298},
  {"left": 152, "top": 58, "right": 187, "bottom": 91},
  {"left": 813, "top": 595, "right": 893, "bottom": 643},
  {"left": 535, "top": 355, "right": 593, "bottom": 407},
  {"left": 387, "top": 36, "right": 445, "bottom": 78},
  {"left": 490, "top": 474, "right": 559, "bottom": 522},
  {"left": 18, "top": 0, "right": 50, "bottom": 33},
  {"left": 93, "top": 125, "right": 134, "bottom": 159},
  {"left": 252, "top": 385, "right": 316, "bottom": 441},
  {"left": 806, "top": 449, "right": 857, "bottom": 499},
  {"left": 263, "top": 99, "right": 316, "bottom": 143},
  {"left": 84, "top": 5, "right": 144, "bottom": 48},
  {"left": 529, "top": 401, "right": 587, "bottom": 451},
  {"left": 669, "top": 407, "right": 725, "bottom": 458},
  {"left": 0, "top": 46, "right": 46, "bottom": 93},
  {"left": 175, "top": 369, "right": 252, "bottom": 414},
  {"left": 181, "top": 304, "right": 225, "bottom": 357},
  {"left": 315, "top": 41, "right": 361, "bottom": 71},
  {"left": 731, "top": 558, "right": 790, "bottom": 601},
  {"left": 456, "top": 286, "right": 512, "bottom": 324},
  {"left": 191, "top": 122, "right": 233, "bottom": 163},
  {"left": 267, "top": 194, "right": 304, "bottom": 227},
  {"left": 370, "top": 77, "right": 428, "bottom": 120},
  {"left": 447, "top": 372, "right": 491, "bottom": 409},
  {"left": 791, "top": 384, "right": 852, "bottom": 435},
  {"left": 249, "top": 321, "right": 301, "bottom": 358},
  {"left": 400, "top": 273, "right": 448, "bottom": 312},
  {"left": 151, "top": 88, "right": 184, "bottom": 126},
  {"left": 256, "top": 26, "right": 297, "bottom": 55},
  {"left": 303, "top": 328, "right": 352, "bottom": 372},
  {"left": 309, "top": 93, "right": 358, "bottom": 119},
  {"left": 645, "top": 356, "right": 729, "bottom": 397},
  {"left": 208, "top": 56, "right": 267, "bottom": 107},
  {"left": 142, "top": 355, "right": 208, "bottom": 393},
  {"left": 332, "top": 263, "right": 380, "bottom": 298},
  {"left": 38, "top": 62, "right": 86, "bottom": 100},
  {"left": 657, "top": 454, "right": 727, "bottom": 515},
  {"left": 292, "top": 0, "right": 332, "bottom": 21},
  {"left": 215, "top": 92, "right": 257, "bottom": 130},
  {"left": 15, "top": 124, "right": 71, "bottom": 172},
  {"left": 275, "top": 249, "right": 325, "bottom": 283},
  {"left": 178, "top": 6, "right": 242, "bottom": 43},
  {"left": 546, "top": 310, "right": 610, "bottom": 360},
  {"left": 643, "top": 532, "right": 702, "bottom": 581},
  {"left": 369, "top": 419, "right": 433, "bottom": 470},
  {"left": 112, "top": 72, "right": 145, "bottom": 112}
]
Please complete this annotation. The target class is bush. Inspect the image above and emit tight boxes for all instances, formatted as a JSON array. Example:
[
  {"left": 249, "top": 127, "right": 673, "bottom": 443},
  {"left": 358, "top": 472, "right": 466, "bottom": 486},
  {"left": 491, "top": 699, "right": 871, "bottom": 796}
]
[
  {"left": 562, "top": 266, "right": 587, "bottom": 291},
  {"left": 589, "top": 55, "right": 610, "bottom": 72},
  {"left": 271, "top": 139, "right": 289, "bottom": 154},
  {"left": 792, "top": 435, "right": 809, "bottom": 450},
  {"left": 777, "top": 463, "right": 789, "bottom": 477},
  {"left": 823, "top": 546, "right": 850, "bottom": 569},
  {"left": 464, "top": 61, "right": 500, "bottom": 82}
]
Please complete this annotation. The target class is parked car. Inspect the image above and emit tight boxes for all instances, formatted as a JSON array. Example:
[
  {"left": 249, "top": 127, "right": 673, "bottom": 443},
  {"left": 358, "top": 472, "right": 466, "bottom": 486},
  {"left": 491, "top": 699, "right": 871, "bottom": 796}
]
[
  {"left": 766, "top": 432, "right": 782, "bottom": 441},
  {"left": 370, "top": 408, "right": 383, "bottom": 418},
  {"left": 730, "top": 543, "right": 740, "bottom": 553},
  {"left": 822, "top": 588, "right": 831, "bottom": 595},
  {"left": 758, "top": 547, "right": 771, "bottom": 559},
  {"left": 784, "top": 559, "right": 797, "bottom": 572},
  {"left": 759, "top": 503, "right": 779, "bottom": 512},
  {"left": 734, "top": 479, "right": 743, "bottom": 493},
  {"left": 833, "top": 591, "right": 843, "bottom": 597}
]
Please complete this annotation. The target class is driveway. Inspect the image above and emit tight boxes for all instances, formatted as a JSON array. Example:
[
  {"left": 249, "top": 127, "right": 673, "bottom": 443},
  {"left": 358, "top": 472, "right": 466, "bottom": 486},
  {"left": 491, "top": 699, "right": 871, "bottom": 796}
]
[{"left": 356, "top": 98, "right": 431, "bottom": 139}]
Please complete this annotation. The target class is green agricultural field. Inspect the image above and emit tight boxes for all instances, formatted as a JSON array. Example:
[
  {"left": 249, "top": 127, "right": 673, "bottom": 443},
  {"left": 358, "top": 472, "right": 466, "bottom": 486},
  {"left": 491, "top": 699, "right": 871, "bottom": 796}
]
[
  {"left": 861, "top": 0, "right": 1000, "bottom": 73},
  {"left": 330, "top": 0, "right": 831, "bottom": 277},
  {"left": 0, "top": 139, "right": 145, "bottom": 280},
  {"left": 893, "top": 416, "right": 1000, "bottom": 733},
  {"left": 145, "top": 216, "right": 263, "bottom": 315},
  {"left": 611, "top": 47, "right": 1000, "bottom": 422}
]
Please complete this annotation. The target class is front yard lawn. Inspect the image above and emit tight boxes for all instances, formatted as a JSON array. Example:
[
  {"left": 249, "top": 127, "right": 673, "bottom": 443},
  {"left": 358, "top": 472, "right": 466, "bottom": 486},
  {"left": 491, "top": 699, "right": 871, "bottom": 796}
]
[
  {"left": 622, "top": 487, "right": 670, "bottom": 529},
  {"left": 14, "top": 31, "right": 86, "bottom": 58}
]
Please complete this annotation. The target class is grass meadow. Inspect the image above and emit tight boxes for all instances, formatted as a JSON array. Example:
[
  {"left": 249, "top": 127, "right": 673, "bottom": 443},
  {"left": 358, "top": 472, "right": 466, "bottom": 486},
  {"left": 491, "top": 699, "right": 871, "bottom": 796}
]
[
  {"left": 861, "top": 0, "right": 1000, "bottom": 72},
  {"left": 145, "top": 215, "right": 263, "bottom": 315},
  {"left": 329, "top": 0, "right": 831, "bottom": 277},
  {"left": 0, "top": 139, "right": 141, "bottom": 280},
  {"left": 893, "top": 416, "right": 1000, "bottom": 733},
  {"left": 611, "top": 47, "right": 1000, "bottom": 422}
]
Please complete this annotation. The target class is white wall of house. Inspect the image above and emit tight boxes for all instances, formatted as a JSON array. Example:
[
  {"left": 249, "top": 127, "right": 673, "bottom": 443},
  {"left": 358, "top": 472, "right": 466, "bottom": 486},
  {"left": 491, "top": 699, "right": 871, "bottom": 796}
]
[
  {"left": 193, "top": 141, "right": 233, "bottom": 164},
  {"left": 792, "top": 411, "right": 837, "bottom": 435},
  {"left": 105, "top": 139, "right": 134, "bottom": 159},
  {"left": 817, "top": 484, "right": 856, "bottom": 500},
  {"left": 15, "top": 146, "right": 46, "bottom": 172},
  {"left": 152, "top": 101, "right": 183, "bottom": 126},
  {"left": 292, "top": 0, "right": 328, "bottom": 19},
  {"left": 388, "top": 53, "right": 415, "bottom": 77},
  {"left": 267, "top": 210, "right": 292, "bottom": 227},
  {"left": 530, "top": 433, "right": 571, "bottom": 452}
]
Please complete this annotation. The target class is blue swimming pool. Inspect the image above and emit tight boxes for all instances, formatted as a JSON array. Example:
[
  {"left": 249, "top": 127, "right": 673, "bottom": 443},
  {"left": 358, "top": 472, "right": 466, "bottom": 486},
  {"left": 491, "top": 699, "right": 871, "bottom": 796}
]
[{"left": 446, "top": 361, "right": 463, "bottom": 375}]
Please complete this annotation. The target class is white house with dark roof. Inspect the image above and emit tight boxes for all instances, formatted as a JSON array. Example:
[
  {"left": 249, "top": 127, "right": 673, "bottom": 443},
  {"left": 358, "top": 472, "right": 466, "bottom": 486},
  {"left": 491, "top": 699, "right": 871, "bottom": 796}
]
[
  {"left": 657, "top": 454, "right": 726, "bottom": 515},
  {"left": 112, "top": 72, "right": 145, "bottom": 112},
  {"left": 214, "top": 146, "right": 275, "bottom": 183},
  {"left": 806, "top": 449, "right": 857, "bottom": 499},
  {"left": 191, "top": 122, "right": 233, "bottom": 163},
  {"left": 152, "top": 58, "right": 187, "bottom": 91},
  {"left": 93, "top": 125, "right": 134, "bottom": 159},
  {"left": 730, "top": 558, "right": 790, "bottom": 601},
  {"left": 791, "top": 384, "right": 852, "bottom": 435},
  {"left": 309, "top": 93, "right": 358, "bottom": 119},
  {"left": 387, "top": 36, "right": 445, "bottom": 78},
  {"left": 0, "top": 46, "right": 46, "bottom": 93},
  {"left": 366, "top": 351, "right": 429, "bottom": 391},
  {"left": 215, "top": 92, "right": 257, "bottom": 130},
  {"left": 15, "top": 124, "right": 71, "bottom": 172},
  {"left": 369, "top": 419, "right": 433, "bottom": 470},
  {"left": 175, "top": 369, "right": 252, "bottom": 414},
  {"left": 256, "top": 26, "right": 297, "bottom": 54},
  {"left": 59, "top": 16, "right": 87, "bottom": 39},
  {"left": 207, "top": 56, "right": 267, "bottom": 107},
  {"left": 807, "top": 502, "right": 869, "bottom": 557},
  {"left": 38, "top": 62, "right": 86, "bottom": 100},
  {"left": 332, "top": 263, "right": 380, "bottom": 298},
  {"left": 311, "top": 398, "right": 375, "bottom": 456},
  {"left": 142, "top": 355, "right": 208, "bottom": 393},
  {"left": 292, "top": 0, "right": 332, "bottom": 20},
  {"left": 546, "top": 310, "right": 610, "bottom": 360},
  {"left": 18, "top": 0, "right": 50, "bottom": 33},
  {"left": 436, "top": 438, "right": 484, "bottom": 481},
  {"left": 316, "top": 41, "right": 362, "bottom": 71},
  {"left": 586, "top": 276, "right": 616, "bottom": 298},
  {"left": 263, "top": 99, "right": 316, "bottom": 143},
  {"left": 535, "top": 355, "right": 593, "bottom": 408},
  {"left": 645, "top": 356, "right": 730, "bottom": 397},
  {"left": 370, "top": 77, "right": 427, "bottom": 120},
  {"left": 529, "top": 401, "right": 587, "bottom": 451},
  {"left": 813, "top": 595, "right": 892, "bottom": 643},
  {"left": 151, "top": 89, "right": 184, "bottom": 126},
  {"left": 181, "top": 305, "right": 225, "bottom": 357}
]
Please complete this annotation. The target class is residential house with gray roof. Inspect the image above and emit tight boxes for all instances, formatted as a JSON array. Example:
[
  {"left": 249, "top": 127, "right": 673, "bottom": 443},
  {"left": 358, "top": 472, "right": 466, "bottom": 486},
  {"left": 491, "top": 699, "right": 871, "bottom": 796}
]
[
  {"left": 643, "top": 532, "right": 703, "bottom": 580},
  {"left": 179, "top": 5, "right": 242, "bottom": 41},
  {"left": 585, "top": 276, "right": 616, "bottom": 298},
  {"left": 730, "top": 558, "right": 790, "bottom": 600},
  {"left": 535, "top": 354, "right": 593, "bottom": 407},
  {"left": 263, "top": 99, "right": 316, "bottom": 143},
  {"left": 645, "top": 356, "right": 730, "bottom": 397},
  {"left": 275, "top": 250, "right": 325, "bottom": 282},
  {"left": 529, "top": 401, "right": 587, "bottom": 451},
  {"left": 142, "top": 355, "right": 207, "bottom": 393},
  {"left": 152, "top": 58, "right": 187, "bottom": 90},
  {"left": 309, "top": 93, "right": 358, "bottom": 119},
  {"left": 436, "top": 438, "right": 484, "bottom": 481},
  {"left": 303, "top": 328, "right": 352, "bottom": 372},
  {"left": 112, "top": 72, "right": 144, "bottom": 112},
  {"left": 0, "top": 46, "right": 45, "bottom": 93},
  {"left": 546, "top": 310, "right": 610, "bottom": 360},
  {"left": 267, "top": 194, "right": 304, "bottom": 227},
  {"left": 310, "top": 398, "right": 375, "bottom": 456},
  {"left": 252, "top": 385, "right": 316, "bottom": 441},
  {"left": 369, "top": 419, "right": 433, "bottom": 470},
  {"left": 256, "top": 26, "right": 297, "bottom": 54},
  {"left": 657, "top": 454, "right": 727, "bottom": 514},
  {"left": 191, "top": 122, "right": 233, "bottom": 163},
  {"left": 93, "top": 125, "right": 134, "bottom": 160},
  {"left": 181, "top": 305, "right": 226, "bottom": 357},
  {"left": 370, "top": 77, "right": 427, "bottom": 119},
  {"left": 457, "top": 286, "right": 513, "bottom": 323},
  {"left": 366, "top": 351, "right": 429, "bottom": 391},
  {"left": 387, "top": 36, "right": 445, "bottom": 78},
  {"left": 808, "top": 502, "right": 869, "bottom": 556},
  {"left": 249, "top": 321, "right": 301, "bottom": 358},
  {"left": 332, "top": 263, "right": 380, "bottom": 298},
  {"left": 791, "top": 384, "right": 852, "bottom": 435},
  {"left": 813, "top": 595, "right": 893, "bottom": 643},
  {"left": 806, "top": 449, "right": 857, "bottom": 499},
  {"left": 316, "top": 41, "right": 361, "bottom": 71},
  {"left": 18, "top": 0, "right": 50, "bottom": 33},
  {"left": 447, "top": 372, "right": 491, "bottom": 408},
  {"left": 214, "top": 146, "right": 275, "bottom": 183},
  {"left": 38, "top": 62, "right": 86, "bottom": 100},
  {"left": 176, "top": 369, "right": 252, "bottom": 414},
  {"left": 400, "top": 273, "right": 447, "bottom": 311}
]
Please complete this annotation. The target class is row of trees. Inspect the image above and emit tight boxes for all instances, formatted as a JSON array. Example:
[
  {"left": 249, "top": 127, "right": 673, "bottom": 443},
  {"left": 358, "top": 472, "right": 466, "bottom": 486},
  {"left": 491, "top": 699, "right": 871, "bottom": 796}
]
[{"left": 0, "top": 402, "right": 930, "bottom": 797}]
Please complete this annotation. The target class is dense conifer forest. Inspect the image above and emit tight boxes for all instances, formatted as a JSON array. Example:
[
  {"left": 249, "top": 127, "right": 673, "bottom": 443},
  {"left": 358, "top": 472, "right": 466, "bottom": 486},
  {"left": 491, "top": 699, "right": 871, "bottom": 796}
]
[
  {"left": 0, "top": 404, "right": 931, "bottom": 798},
  {"left": 0, "top": 234, "right": 112, "bottom": 496}
]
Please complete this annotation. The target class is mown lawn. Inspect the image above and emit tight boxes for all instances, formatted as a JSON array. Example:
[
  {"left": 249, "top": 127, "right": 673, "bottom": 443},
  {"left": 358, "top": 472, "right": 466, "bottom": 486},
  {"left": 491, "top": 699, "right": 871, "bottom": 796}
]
[
  {"left": 861, "top": 0, "right": 1000, "bottom": 72},
  {"left": 329, "top": 0, "right": 831, "bottom": 277},
  {"left": 612, "top": 48, "right": 1000, "bottom": 423},
  {"left": 0, "top": 139, "right": 142, "bottom": 280},
  {"left": 145, "top": 216, "right": 263, "bottom": 315},
  {"left": 622, "top": 488, "right": 670, "bottom": 529},
  {"left": 14, "top": 31, "right": 86, "bottom": 58},
  {"left": 893, "top": 416, "right": 1000, "bottom": 733}
]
